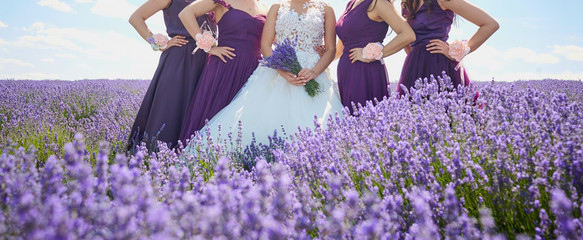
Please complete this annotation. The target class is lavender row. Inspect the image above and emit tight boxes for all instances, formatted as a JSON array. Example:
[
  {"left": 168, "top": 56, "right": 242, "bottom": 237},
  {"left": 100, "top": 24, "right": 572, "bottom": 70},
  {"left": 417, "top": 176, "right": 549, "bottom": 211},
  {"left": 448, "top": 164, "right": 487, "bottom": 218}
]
[
  {"left": 0, "top": 80, "right": 148, "bottom": 161},
  {"left": 1, "top": 76, "right": 583, "bottom": 239}
]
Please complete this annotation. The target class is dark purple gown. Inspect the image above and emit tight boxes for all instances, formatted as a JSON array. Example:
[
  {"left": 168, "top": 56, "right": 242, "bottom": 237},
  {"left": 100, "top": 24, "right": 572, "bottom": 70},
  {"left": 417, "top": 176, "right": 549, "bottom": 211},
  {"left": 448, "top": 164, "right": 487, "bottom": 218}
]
[
  {"left": 128, "top": 0, "right": 209, "bottom": 149},
  {"left": 179, "top": 0, "right": 265, "bottom": 143},
  {"left": 336, "top": 0, "right": 390, "bottom": 113},
  {"left": 398, "top": 0, "right": 469, "bottom": 95}
]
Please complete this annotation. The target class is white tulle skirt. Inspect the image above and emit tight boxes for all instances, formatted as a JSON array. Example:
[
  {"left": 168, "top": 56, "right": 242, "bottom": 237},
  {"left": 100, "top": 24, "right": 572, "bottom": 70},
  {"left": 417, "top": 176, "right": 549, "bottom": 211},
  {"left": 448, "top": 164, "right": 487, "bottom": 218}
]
[{"left": 199, "top": 51, "right": 344, "bottom": 147}]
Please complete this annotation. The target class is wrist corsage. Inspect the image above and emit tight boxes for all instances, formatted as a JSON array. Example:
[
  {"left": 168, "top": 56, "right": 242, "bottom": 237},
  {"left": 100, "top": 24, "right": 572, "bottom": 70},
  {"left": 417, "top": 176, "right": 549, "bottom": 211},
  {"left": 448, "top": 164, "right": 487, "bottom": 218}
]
[
  {"left": 147, "top": 33, "right": 169, "bottom": 51},
  {"left": 362, "top": 42, "right": 384, "bottom": 60},
  {"left": 448, "top": 40, "right": 471, "bottom": 86},
  {"left": 193, "top": 31, "right": 218, "bottom": 54},
  {"left": 448, "top": 40, "right": 470, "bottom": 62}
]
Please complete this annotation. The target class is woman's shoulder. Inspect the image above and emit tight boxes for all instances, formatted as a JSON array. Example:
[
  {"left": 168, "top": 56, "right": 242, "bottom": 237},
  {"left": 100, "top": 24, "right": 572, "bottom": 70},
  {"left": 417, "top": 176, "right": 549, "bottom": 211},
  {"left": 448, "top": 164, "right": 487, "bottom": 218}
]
[
  {"left": 267, "top": 3, "right": 282, "bottom": 14},
  {"left": 308, "top": 0, "right": 329, "bottom": 8}
]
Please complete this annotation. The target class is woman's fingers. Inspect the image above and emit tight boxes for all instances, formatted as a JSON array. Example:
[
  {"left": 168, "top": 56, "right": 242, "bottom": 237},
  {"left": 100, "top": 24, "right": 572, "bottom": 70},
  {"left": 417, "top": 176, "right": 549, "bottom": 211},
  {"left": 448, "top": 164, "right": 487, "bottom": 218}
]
[
  {"left": 222, "top": 47, "right": 235, "bottom": 59},
  {"left": 217, "top": 54, "right": 226, "bottom": 63},
  {"left": 348, "top": 48, "right": 363, "bottom": 63},
  {"left": 210, "top": 47, "right": 236, "bottom": 62},
  {"left": 314, "top": 45, "right": 325, "bottom": 57},
  {"left": 426, "top": 39, "right": 450, "bottom": 57}
]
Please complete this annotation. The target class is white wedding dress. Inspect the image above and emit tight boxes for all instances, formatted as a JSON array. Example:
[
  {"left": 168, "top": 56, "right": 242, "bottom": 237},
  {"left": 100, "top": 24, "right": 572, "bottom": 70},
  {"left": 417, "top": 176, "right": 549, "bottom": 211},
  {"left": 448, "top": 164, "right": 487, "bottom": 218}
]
[{"left": 192, "top": 0, "right": 343, "bottom": 148}]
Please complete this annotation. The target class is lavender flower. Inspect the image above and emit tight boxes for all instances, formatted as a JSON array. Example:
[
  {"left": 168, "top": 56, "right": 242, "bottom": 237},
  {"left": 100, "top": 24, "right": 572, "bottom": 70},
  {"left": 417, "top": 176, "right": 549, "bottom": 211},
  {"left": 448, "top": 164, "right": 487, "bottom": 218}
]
[
  {"left": 1, "top": 78, "right": 583, "bottom": 238},
  {"left": 260, "top": 38, "right": 321, "bottom": 97}
]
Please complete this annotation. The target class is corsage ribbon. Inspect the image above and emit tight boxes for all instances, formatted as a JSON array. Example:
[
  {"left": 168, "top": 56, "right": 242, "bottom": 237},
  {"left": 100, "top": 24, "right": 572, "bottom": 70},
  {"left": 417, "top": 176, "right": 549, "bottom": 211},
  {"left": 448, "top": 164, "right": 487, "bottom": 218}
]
[{"left": 448, "top": 40, "right": 471, "bottom": 86}]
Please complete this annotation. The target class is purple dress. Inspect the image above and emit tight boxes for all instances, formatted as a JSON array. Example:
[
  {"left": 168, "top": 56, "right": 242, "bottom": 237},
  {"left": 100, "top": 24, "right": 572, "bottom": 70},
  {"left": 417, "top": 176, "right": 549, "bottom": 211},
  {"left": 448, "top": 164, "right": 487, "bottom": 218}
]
[
  {"left": 398, "top": 0, "right": 469, "bottom": 95},
  {"left": 128, "top": 0, "right": 209, "bottom": 149},
  {"left": 336, "top": 0, "right": 390, "bottom": 113},
  {"left": 179, "top": 0, "right": 265, "bottom": 142}
]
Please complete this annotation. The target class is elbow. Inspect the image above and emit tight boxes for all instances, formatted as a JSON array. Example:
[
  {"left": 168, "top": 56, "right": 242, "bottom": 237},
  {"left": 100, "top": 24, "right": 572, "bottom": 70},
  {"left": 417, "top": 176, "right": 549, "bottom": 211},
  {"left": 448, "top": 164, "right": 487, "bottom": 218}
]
[
  {"left": 491, "top": 20, "right": 500, "bottom": 33},
  {"left": 178, "top": 9, "right": 188, "bottom": 23},
  {"left": 128, "top": 13, "right": 137, "bottom": 26},
  {"left": 407, "top": 31, "right": 416, "bottom": 44},
  {"left": 327, "top": 46, "right": 337, "bottom": 56},
  {"left": 480, "top": 19, "right": 499, "bottom": 34},
  {"left": 260, "top": 45, "right": 270, "bottom": 56}
]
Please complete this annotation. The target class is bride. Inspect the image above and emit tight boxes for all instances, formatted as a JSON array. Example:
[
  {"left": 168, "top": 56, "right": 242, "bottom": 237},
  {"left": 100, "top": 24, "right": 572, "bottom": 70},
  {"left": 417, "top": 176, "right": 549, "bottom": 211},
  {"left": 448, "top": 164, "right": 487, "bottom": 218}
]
[{"left": 187, "top": 0, "right": 343, "bottom": 149}]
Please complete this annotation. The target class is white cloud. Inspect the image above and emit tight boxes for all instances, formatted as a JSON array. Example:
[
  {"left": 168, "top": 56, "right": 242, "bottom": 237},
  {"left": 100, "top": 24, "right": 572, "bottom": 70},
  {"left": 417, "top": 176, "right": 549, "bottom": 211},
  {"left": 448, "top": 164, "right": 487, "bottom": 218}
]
[
  {"left": 90, "top": 0, "right": 136, "bottom": 19},
  {"left": 0, "top": 21, "right": 7, "bottom": 28},
  {"left": 464, "top": 45, "right": 561, "bottom": 72},
  {"left": 88, "top": 0, "right": 165, "bottom": 32},
  {"left": 6, "top": 22, "right": 159, "bottom": 80},
  {"left": 37, "top": 0, "right": 74, "bottom": 13},
  {"left": 55, "top": 53, "right": 77, "bottom": 59},
  {"left": 489, "top": 71, "right": 583, "bottom": 82},
  {"left": 74, "top": 0, "right": 93, "bottom": 3},
  {"left": 451, "top": 44, "right": 572, "bottom": 81},
  {"left": 77, "top": 63, "right": 91, "bottom": 69},
  {"left": 0, "top": 58, "right": 35, "bottom": 69},
  {"left": 23, "top": 22, "right": 46, "bottom": 32},
  {"left": 41, "top": 58, "right": 55, "bottom": 62},
  {"left": 503, "top": 47, "right": 560, "bottom": 64},
  {"left": 552, "top": 45, "right": 583, "bottom": 62},
  {"left": 16, "top": 35, "right": 83, "bottom": 51}
]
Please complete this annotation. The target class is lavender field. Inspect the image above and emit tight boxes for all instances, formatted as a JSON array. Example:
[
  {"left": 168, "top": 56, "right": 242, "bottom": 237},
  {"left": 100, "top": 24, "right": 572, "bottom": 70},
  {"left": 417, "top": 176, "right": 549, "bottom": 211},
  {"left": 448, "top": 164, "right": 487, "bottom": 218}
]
[{"left": 1, "top": 77, "right": 582, "bottom": 239}]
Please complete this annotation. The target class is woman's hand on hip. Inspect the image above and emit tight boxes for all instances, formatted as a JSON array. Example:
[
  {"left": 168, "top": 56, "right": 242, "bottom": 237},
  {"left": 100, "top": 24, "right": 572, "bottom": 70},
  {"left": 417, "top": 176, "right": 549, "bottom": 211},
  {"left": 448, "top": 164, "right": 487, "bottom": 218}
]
[
  {"left": 209, "top": 46, "right": 236, "bottom": 63},
  {"left": 426, "top": 39, "right": 455, "bottom": 61},
  {"left": 349, "top": 48, "right": 375, "bottom": 64},
  {"left": 160, "top": 35, "right": 189, "bottom": 51}
]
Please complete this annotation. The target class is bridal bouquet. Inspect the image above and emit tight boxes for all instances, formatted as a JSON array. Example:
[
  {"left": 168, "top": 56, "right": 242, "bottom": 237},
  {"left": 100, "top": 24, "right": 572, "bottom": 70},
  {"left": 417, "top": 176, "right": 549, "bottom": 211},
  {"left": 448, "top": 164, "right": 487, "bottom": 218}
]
[{"left": 260, "top": 38, "right": 320, "bottom": 97}]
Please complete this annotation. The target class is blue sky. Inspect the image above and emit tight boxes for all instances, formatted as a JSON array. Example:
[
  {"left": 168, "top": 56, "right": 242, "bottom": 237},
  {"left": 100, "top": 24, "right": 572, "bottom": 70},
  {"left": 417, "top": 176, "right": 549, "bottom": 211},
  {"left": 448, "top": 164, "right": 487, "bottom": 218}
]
[{"left": 0, "top": 0, "right": 582, "bottom": 81}]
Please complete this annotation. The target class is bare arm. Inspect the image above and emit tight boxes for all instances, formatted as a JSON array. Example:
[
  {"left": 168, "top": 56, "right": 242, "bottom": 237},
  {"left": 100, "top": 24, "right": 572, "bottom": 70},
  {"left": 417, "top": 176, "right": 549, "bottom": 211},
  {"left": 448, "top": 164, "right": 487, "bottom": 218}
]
[
  {"left": 404, "top": 44, "right": 412, "bottom": 54},
  {"left": 128, "top": 0, "right": 171, "bottom": 41},
  {"left": 309, "top": 5, "right": 337, "bottom": 76},
  {"left": 335, "top": 39, "right": 344, "bottom": 60},
  {"left": 297, "top": 6, "right": 336, "bottom": 81},
  {"left": 261, "top": 4, "right": 279, "bottom": 57},
  {"left": 178, "top": 0, "right": 223, "bottom": 39},
  {"left": 261, "top": 4, "right": 304, "bottom": 86},
  {"left": 348, "top": 0, "right": 415, "bottom": 63},
  {"left": 400, "top": 0, "right": 413, "bottom": 55},
  {"left": 438, "top": 0, "right": 498, "bottom": 53},
  {"left": 180, "top": 0, "right": 237, "bottom": 62},
  {"left": 372, "top": 0, "right": 415, "bottom": 58}
]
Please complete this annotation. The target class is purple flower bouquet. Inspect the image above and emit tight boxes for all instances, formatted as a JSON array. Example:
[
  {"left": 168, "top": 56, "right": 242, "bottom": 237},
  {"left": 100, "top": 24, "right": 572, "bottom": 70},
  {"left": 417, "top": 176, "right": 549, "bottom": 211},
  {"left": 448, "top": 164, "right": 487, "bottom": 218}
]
[{"left": 260, "top": 38, "right": 320, "bottom": 97}]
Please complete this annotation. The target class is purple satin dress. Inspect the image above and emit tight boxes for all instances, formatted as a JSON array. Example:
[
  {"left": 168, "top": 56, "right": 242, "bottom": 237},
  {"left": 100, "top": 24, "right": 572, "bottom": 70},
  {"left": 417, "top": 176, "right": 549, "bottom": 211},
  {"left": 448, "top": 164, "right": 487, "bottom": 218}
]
[
  {"left": 128, "top": 0, "right": 209, "bottom": 149},
  {"left": 179, "top": 0, "right": 265, "bottom": 142},
  {"left": 336, "top": 0, "right": 390, "bottom": 113},
  {"left": 398, "top": 0, "right": 469, "bottom": 95}
]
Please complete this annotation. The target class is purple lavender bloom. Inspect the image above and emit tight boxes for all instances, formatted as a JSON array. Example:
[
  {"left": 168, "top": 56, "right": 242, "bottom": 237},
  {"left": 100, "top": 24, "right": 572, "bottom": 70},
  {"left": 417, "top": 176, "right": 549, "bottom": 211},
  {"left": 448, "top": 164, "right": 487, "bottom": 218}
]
[{"left": 1, "top": 78, "right": 583, "bottom": 238}]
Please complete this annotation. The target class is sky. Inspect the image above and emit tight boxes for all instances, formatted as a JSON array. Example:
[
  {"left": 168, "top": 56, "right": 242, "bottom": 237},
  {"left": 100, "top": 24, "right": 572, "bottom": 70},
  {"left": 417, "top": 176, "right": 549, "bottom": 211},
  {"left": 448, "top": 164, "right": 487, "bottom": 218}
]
[{"left": 0, "top": 0, "right": 582, "bottom": 81}]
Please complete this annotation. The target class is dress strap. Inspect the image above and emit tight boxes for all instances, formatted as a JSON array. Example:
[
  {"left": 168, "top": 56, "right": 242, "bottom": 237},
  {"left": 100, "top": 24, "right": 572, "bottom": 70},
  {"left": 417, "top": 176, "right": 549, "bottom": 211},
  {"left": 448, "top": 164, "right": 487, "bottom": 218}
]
[{"left": 213, "top": 0, "right": 232, "bottom": 9}]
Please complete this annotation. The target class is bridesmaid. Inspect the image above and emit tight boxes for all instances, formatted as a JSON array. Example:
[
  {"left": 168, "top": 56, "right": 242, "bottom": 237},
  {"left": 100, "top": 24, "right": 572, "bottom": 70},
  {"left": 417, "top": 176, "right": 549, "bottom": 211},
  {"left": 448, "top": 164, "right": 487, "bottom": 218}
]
[
  {"left": 335, "top": 0, "right": 415, "bottom": 113},
  {"left": 178, "top": 0, "right": 267, "bottom": 143},
  {"left": 398, "top": 0, "right": 498, "bottom": 95},
  {"left": 127, "top": 0, "right": 209, "bottom": 149}
]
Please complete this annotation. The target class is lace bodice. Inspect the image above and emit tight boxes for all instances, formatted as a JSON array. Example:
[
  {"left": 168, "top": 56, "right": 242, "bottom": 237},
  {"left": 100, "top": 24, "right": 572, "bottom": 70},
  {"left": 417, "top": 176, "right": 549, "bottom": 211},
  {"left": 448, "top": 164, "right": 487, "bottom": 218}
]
[{"left": 275, "top": 0, "right": 326, "bottom": 52}]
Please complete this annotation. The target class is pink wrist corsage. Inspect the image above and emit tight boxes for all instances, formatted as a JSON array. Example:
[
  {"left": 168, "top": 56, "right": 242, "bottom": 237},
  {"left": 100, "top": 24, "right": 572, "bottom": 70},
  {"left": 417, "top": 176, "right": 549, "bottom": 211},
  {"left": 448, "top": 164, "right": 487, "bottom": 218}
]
[
  {"left": 449, "top": 40, "right": 471, "bottom": 86},
  {"left": 448, "top": 40, "right": 470, "bottom": 62},
  {"left": 193, "top": 31, "right": 217, "bottom": 54},
  {"left": 147, "top": 33, "right": 169, "bottom": 51},
  {"left": 362, "top": 42, "right": 384, "bottom": 60}
]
